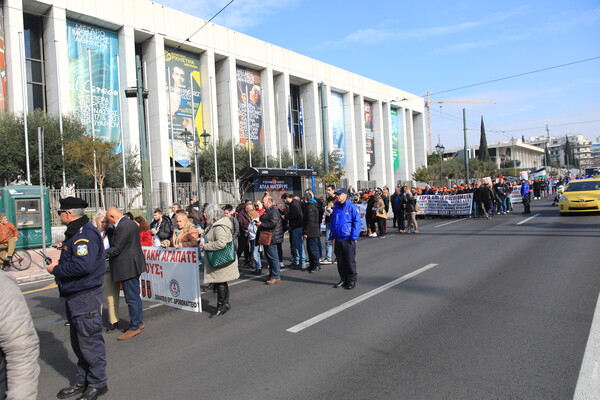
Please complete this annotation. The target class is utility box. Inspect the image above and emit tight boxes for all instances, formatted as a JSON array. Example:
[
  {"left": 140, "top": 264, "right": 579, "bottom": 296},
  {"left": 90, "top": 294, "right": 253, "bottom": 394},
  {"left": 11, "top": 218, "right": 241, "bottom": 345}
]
[{"left": 0, "top": 186, "right": 51, "bottom": 249}]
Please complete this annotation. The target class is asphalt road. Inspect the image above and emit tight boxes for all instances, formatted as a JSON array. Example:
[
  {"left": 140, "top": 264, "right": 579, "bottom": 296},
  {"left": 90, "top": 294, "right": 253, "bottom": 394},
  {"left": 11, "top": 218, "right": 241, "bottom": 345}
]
[{"left": 21, "top": 199, "right": 600, "bottom": 400}]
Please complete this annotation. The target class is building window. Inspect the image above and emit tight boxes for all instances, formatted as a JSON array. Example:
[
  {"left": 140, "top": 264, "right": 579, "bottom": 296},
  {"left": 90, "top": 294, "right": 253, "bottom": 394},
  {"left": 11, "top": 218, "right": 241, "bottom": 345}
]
[{"left": 23, "top": 14, "right": 46, "bottom": 111}]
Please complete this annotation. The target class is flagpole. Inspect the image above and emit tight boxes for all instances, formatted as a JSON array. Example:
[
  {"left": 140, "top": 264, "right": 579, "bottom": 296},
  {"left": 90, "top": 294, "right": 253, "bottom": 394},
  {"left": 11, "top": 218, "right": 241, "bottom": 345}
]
[
  {"left": 54, "top": 40, "right": 67, "bottom": 188},
  {"left": 229, "top": 80, "right": 237, "bottom": 202},
  {"left": 143, "top": 61, "right": 153, "bottom": 191},
  {"left": 190, "top": 71, "right": 200, "bottom": 199},
  {"left": 301, "top": 98, "right": 307, "bottom": 169},
  {"left": 167, "top": 66, "right": 177, "bottom": 203},
  {"left": 116, "top": 54, "right": 127, "bottom": 208},
  {"left": 289, "top": 95, "right": 295, "bottom": 166},
  {"left": 209, "top": 76, "right": 219, "bottom": 204},
  {"left": 261, "top": 93, "right": 267, "bottom": 167},
  {"left": 88, "top": 48, "right": 100, "bottom": 210}
]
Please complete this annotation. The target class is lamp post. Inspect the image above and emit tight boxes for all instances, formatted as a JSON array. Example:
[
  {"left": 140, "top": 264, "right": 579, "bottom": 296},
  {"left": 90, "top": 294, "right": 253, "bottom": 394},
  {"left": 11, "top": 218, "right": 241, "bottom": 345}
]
[
  {"left": 182, "top": 128, "right": 210, "bottom": 202},
  {"left": 435, "top": 143, "right": 445, "bottom": 187}
]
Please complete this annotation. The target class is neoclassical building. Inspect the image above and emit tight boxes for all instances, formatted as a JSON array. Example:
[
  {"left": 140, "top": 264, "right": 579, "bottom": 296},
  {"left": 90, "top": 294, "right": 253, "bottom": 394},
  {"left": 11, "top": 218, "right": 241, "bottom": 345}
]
[{"left": 2, "top": 0, "right": 426, "bottom": 189}]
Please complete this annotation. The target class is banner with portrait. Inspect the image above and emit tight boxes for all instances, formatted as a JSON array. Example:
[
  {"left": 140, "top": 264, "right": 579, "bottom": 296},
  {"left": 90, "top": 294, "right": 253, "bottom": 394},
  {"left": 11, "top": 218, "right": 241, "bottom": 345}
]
[
  {"left": 165, "top": 48, "right": 203, "bottom": 168},
  {"left": 391, "top": 108, "right": 400, "bottom": 171},
  {"left": 364, "top": 101, "right": 375, "bottom": 170},
  {"left": 416, "top": 193, "right": 474, "bottom": 216},
  {"left": 0, "top": 8, "right": 6, "bottom": 111},
  {"left": 67, "top": 19, "right": 120, "bottom": 143},
  {"left": 237, "top": 66, "right": 263, "bottom": 148},
  {"left": 140, "top": 247, "right": 202, "bottom": 312},
  {"left": 330, "top": 92, "right": 346, "bottom": 167},
  {"left": 253, "top": 176, "right": 295, "bottom": 204}
]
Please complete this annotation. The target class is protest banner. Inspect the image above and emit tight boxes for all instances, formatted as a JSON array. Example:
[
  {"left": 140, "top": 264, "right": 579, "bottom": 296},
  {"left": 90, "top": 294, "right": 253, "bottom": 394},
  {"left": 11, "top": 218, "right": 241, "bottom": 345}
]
[
  {"left": 510, "top": 185, "right": 523, "bottom": 203},
  {"left": 140, "top": 247, "right": 202, "bottom": 312},
  {"left": 416, "top": 193, "right": 473, "bottom": 216},
  {"left": 356, "top": 203, "right": 368, "bottom": 232}
]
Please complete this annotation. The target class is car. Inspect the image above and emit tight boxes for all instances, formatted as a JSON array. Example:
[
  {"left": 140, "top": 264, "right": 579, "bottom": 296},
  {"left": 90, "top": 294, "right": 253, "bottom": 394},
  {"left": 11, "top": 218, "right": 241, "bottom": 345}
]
[{"left": 558, "top": 177, "right": 600, "bottom": 215}]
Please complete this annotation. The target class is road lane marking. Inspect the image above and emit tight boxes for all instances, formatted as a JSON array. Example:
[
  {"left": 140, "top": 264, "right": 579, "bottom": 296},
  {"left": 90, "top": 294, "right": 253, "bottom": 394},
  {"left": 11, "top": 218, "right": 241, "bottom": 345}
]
[
  {"left": 574, "top": 291, "right": 600, "bottom": 399},
  {"left": 22, "top": 282, "right": 57, "bottom": 295},
  {"left": 516, "top": 213, "right": 541, "bottom": 225},
  {"left": 19, "top": 277, "right": 55, "bottom": 286},
  {"left": 286, "top": 263, "right": 439, "bottom": 333},
  {"left": 435, "top": 219, "right": 466, "bottom": 228}
]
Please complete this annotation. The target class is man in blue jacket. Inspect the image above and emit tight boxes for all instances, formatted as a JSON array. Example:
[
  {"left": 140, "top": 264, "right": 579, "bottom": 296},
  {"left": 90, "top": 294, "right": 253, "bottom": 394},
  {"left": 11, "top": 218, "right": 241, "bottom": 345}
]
[
  {"left": 328, "top": 188, "right": 362, "bottom": 290},
  {"left": 520, "top": 179, "right": 531, "bottom": 214}
]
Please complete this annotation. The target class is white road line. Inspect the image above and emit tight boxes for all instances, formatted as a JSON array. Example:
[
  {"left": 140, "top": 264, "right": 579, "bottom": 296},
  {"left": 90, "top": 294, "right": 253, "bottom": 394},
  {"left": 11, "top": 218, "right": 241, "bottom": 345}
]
[
  {"left": 286, "top": 263, "right": 439, "bottom": 333},
  {"left": 574, "top": 291, "right": 600, "bottom": 400},
  {"left": 435, "top": 219, "right": 466, "bottom": 228},
  {"left": 516, "top": 213, "right": 541, "bottom": 225}
]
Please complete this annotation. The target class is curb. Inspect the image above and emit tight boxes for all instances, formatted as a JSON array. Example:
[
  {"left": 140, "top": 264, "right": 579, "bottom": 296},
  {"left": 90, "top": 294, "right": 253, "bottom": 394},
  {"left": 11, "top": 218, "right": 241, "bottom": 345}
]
[{"left": 15, "top": 270, "right": 53, "bottom": 284}]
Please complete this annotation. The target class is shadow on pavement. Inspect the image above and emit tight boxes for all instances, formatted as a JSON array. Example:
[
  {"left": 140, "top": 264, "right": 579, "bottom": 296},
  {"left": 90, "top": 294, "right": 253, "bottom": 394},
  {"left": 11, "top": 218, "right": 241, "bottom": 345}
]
[{"left": 37, "top": 330, "right": 75, "bottom": 382}]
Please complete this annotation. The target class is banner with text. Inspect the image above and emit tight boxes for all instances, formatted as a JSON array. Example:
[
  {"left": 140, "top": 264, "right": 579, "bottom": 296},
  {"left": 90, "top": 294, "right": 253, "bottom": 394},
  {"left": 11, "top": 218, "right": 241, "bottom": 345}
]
[
  {"left": 67, "top": 19, "right": 120, "bottom": 143},
  {"left": 364, "top": 101, "right": 375, "bottom": 170},
  {"left": 140, "top": 247, "right": 201, "bottom": 312},
  {"left": 416, "top": 193, "right": 474, "bottom": 216},
  {"left": 237, "top": 66, "right": 263, "bottom": 148},
  {"left": 391, "top": 108, "right": 399, "bottom": 171},
  {"left": 510, "top": 185, "right": 523, "bottom": 204},
  {"left": 330, "top": 91, "right": 346, "bottom": 167}
]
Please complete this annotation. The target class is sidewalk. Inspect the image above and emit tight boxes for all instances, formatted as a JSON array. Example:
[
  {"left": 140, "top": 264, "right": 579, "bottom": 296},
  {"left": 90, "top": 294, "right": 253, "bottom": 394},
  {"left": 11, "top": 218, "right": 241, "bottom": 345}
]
[{"left": 7, "top": 247, "right": 61, "bottom": 284}]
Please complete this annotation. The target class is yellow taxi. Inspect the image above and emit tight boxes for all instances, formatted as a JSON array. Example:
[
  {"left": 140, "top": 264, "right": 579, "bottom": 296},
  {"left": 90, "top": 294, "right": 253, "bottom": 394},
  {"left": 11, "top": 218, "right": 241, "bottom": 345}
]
[{"left": 559, "top": 177, "right": 600, "bottom": 215}]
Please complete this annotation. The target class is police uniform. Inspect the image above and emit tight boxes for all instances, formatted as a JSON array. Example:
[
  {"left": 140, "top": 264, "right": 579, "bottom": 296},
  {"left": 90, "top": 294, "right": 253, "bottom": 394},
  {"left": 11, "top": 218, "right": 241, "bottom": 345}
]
[{"left": 52, "top": 197, "right": 107, "bottom": 396}]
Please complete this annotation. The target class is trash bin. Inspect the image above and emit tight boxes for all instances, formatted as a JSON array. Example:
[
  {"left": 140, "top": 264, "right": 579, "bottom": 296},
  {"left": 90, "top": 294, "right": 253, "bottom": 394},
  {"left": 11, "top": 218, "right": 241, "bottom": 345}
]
[{"left": 0, "top": 186, "right": 51, "bottom": 249}]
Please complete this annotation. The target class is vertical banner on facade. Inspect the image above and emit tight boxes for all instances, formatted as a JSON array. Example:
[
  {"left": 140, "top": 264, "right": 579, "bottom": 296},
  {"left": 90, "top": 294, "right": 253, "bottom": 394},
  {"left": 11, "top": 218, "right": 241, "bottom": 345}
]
[
  {"left": 236, "top": 66, "right": 263, "bottom": 148},
  {"left": 140, "top": 247, "right": 202, "bottom": 312},
  {"left": 0, "top": 7, "right": 6, "bottom": 111},
  {"left": 330, "top": 92, "right": 346, "bottom": 167},
  {"left": 391, "top": 108, "right": 399, "bottom": 171},
  {"left": 364, "top": 101, "right": 374, "bottom": 170},
  {"left": 165, "top": 48, "right": 202, "bottom": 168},
  {"left": 67, "top": 20, "right": 120, "bottom": 143}
]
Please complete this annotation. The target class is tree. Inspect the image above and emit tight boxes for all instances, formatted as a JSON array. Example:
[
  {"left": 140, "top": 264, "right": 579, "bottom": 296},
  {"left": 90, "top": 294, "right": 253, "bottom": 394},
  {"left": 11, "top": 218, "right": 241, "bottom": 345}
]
[
  {"left": 544, "top": 146, "right": 551, "bottom": 167},
  {"left": 478, "top": 116, "right": 491, "bottom": 162},
  {"left": 105, "top": 146, "right": 143, "bottom": 188},
  {"left": 412, "top": 166, "right": 430, "bottom": 182},
  {"left": 0, "top": 112, "right": 26, "bottom": 185},
  {"left": 563, "top": 136, "right": 575, "bottom": 168},
  {"left": 65, "top": 135, "right": 119, "bottom": 209}
]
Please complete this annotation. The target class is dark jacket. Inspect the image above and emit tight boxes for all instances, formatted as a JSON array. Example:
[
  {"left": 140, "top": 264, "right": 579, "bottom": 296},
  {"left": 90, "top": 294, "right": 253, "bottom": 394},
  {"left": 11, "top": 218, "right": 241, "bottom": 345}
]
[
  {"left": 303, "top": 200, "right": 320, "bottom": 238},
  {"left": 480, "top": 186, "right": 495, "bottom": 202},
  {"left": 259, "top": 205, "right": 284, "bottom": 244},
  {"left": 286, "top": 199, "right": 304, "bottom": 230},
  {"left": 382, "top": 195, "right": 390, "bottom": 213},
  {"left": 405, "top": 194, "right": 417, "bottom": 213},
  {"left": 236, "top": 209, "right": 251, "bottom": 236},
  {"left": 150, "top": 215, "right": 172, "bottom": 241},
  {"left": 53, "top": 216, "right": 105, "bottom": 298},
  {"left": 106, "top": 216, "right": 147, "bottom": 282}
]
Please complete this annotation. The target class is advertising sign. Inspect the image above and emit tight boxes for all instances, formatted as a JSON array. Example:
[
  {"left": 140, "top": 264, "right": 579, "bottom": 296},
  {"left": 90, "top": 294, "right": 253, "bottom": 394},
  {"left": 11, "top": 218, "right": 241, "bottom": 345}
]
[
  {"left": 391, "top": 108, "right": 399, "bottom": 171},
  {"left": 140, "top": 247, "right": 202, "bottom": 312},
  {"left": 237, "top": 66, "right": 263, "bottom": 148},
  {"left": 364, "top": 101, "right": 375, "bottom": 170},
  {"left": 253, "top": 176, "right": 294, "bottom": 204},
  {"left": 67, "top": 19, "right": 120, "bottom": 143},
  {"left": 416, "top": 193, "right": 474, "bottom": 216},
  {"left": 165, "top": 48, "right": 203, "bottom": 168},
  {"left": 330, "top": 92, "right": 346, "bottom": 167},
  {"left": 0, "top": 8, "right": 6, "bottom": 111}
]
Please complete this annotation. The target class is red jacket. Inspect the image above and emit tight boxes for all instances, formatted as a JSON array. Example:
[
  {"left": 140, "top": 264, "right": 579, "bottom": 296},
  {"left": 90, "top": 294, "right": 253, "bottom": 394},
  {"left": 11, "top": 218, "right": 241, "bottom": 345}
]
[
  {"left": 139, "top": 230, "right": 153, "bottom": 247},
  {"left": 0, "top": 221, "right": 18, "bottom": 243}
]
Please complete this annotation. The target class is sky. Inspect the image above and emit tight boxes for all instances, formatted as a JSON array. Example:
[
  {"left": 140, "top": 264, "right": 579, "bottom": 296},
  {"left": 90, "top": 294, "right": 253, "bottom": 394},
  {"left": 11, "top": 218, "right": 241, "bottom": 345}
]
[{"left": 155, "top": 0, "right": 600, "bottom": 150}]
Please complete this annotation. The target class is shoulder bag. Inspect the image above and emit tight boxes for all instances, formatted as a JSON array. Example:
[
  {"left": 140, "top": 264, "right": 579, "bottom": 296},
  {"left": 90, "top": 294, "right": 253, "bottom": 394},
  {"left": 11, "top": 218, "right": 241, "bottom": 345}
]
[
  {"left": 257, "top": 219, "right": 280, "bottom": 246},
  {"left": 205, "top": 226, "right": 236, "bottom": 268}
]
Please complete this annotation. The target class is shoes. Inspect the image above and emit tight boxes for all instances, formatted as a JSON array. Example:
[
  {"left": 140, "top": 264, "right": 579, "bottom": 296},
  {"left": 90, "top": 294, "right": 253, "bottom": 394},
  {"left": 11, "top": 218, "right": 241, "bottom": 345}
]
[
  {"left": 333, "top": 280, "right": 346, "bottom": 288},
  {"left": 122, "top": 324, "right": 145, "bottom": 333},
  {"left": 345, "top": 280, "right": 356, "bottom": 290},
  {"left": 76, "top": 385, "right": 108, "bottom": 400},
  {"left": 397, "top": 229, "right": 405, "bottom": 233},
  {"left": 117, "top": 328, "right": 142, "bottom": 340},
  {"left": 286, "top": 263, "right": 299, "bottom": 269},
  {"left": 368, "top": 233, "right": 377, "bottom": 237},
  {"left": 57, "top": 382, "right": 86, "bottom": 399},
  {"left": 105, "top": 323, "right": 118, "bottom": 334},
  {"left": 209, "top": 303, "right": 231, "bottom": 318},
  {"left": 379, "top": 235, "right": 386, "bottom": 238},
  {"left": 307, "top": 266, "right": 321, "bottom": 273},
  {"left": 413, "top": 230, "right": 419, "bottom": 234},
  {"left": 252, "top": 269, "right": 263, "bottom": 275},
  {"left": 265, "top": 278, "right": 281, "bottom": 285},
  {"left": 320, "top": 258, "right": 332, "bottom": 265}
]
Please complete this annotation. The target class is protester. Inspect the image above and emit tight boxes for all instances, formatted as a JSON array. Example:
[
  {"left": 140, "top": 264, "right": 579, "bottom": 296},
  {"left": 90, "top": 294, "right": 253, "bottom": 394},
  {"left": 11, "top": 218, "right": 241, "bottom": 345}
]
[
  {"left": 163, "top": 213, "right": 199, "bottom": 248},
  {"left": 320, "top": 185, "right": 336, "bottom": 264},
  {"left": 303, "top": 192, "right": 321, "bottom": 273},
  {"left": 390, "top": 186, "right": 403, "bottom": 230},
  {"left": 480, "top": 183, "right": 496, "bottom": 219},
  {"left": 0, "top": 213, "right": 18, "bottom": 268},
  {"left": 150, "top": 208, "right": 173, "bottom": 243},
  {"left": 282, "top": 193, "right": 305, "bottom": 269},
  {"left": 329, "top": 188, "right": 362, "bottom": 290},
  {"left": 247, "top": 208, "right": 262, "bottom": 275},
  {"left": 405, "top": 188, "right": 419, "bottom": 233},
  {"left": 365, "top": 192, "right": 376, "bottom": 237},
  {"left": 47, "top": 197, "right": 108, "bottom": 400},
  {"left": 94, "top": 211, "right": 120, "bottom": 334},
  {"left": 373, "top": 194, "right": 387, "bottom": 238},
  {"left": 134, "top": 216, "right": 153, "bottom": 247},
  {"left": 521, "top": 179, "right": 532, "bottom": 214},
  {"left": 494, "top": 178, "right": 509, "bottom": 215},
  {"left": 106, "top": 207, "right": 147, "bottom": 340},
  {"left": 201, "top": 204, "right": 239, "bottom": 317},
  {"left": 222, "top": 204, "right": 240, "bottom": 252},
  {"left": 256, "top": 195, "right": 284, "bottom": 285},
  {"left": 169, "top": 203, "right": 180, "bottom": 220},
  {"left": 0, "top": 270, "right": 40, "bottom": 400},
  {"left": 254, "top": 200, "right": 266, "bottom": 216},
  {"left": 236, "top": 202, "right": 253, "bottom": 267}
]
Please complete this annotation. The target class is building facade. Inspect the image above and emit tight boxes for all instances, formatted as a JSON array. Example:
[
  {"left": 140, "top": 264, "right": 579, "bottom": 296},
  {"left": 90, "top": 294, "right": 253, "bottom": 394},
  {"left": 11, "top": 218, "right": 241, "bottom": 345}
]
[
  {"left": 446, "top": 140, "right": 544, "bottom": 170},
  {"left": 2, "top": 0, "right": 426, "bottom": 192},
  {"left": 528, "top": 134, "right": 594, "bottom": 168}
]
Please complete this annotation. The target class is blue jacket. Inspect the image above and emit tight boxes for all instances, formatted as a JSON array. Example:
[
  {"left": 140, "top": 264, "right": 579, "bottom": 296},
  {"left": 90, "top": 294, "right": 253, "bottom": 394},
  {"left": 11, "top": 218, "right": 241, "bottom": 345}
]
[
  {"left": 520, "top": 181, "right": 530, "bottom": 197},
  {"left": 54, "top": 217, "right": 105, "bottom": 299},
  {"left": 329, "top": 199, "right": 362, "bottom": 242}
]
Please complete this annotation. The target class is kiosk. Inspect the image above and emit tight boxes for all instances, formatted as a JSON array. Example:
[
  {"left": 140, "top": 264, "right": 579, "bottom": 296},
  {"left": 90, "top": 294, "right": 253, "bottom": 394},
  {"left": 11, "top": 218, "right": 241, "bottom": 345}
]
[
  {"left": 0, "top": 186, "right": 51, "bottom": 249},
  {"left": 239, "top": 168, "right": 318, "bottom": 203}
]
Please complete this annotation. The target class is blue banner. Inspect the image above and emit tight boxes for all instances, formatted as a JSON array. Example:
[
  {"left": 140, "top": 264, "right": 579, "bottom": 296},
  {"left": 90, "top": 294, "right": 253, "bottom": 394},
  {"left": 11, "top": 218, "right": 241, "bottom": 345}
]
[{"left": 330, "top": 92, "right": 346, "bottom": 167}]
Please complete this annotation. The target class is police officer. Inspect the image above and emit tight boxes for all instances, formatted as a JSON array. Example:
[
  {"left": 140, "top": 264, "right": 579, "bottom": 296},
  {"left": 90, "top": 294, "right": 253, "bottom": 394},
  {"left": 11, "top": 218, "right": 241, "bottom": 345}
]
[{"left": 47, "top": 197, "right": 108, "bottom": 400}]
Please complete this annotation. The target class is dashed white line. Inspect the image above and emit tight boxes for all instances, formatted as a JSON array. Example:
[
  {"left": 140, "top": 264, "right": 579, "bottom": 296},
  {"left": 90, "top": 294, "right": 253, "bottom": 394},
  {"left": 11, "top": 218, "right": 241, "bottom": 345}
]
[
  {"left": 286, "top": 263, "right": 439, "bottom": 333},
  {"left": 435, "top": 219, "right": 467, "bottom": 228},
  {"left": 516, "top": 213, "right": 541, "bottom": 225}
]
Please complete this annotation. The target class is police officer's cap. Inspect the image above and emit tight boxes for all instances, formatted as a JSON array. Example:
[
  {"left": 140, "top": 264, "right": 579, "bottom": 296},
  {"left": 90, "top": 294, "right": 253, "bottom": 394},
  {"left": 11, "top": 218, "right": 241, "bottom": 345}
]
[{"left": 59, "top": 197, "right": 88, "bottom": 210}]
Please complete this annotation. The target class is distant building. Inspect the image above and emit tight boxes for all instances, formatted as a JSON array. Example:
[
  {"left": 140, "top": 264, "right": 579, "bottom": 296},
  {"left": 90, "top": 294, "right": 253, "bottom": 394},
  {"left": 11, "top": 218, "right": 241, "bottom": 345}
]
[
  {"left": 527, "top": 134, "right": 593, "bottom": 168},
  {"left": 443, "top": 140, "right": 544, "bottom": 170}
]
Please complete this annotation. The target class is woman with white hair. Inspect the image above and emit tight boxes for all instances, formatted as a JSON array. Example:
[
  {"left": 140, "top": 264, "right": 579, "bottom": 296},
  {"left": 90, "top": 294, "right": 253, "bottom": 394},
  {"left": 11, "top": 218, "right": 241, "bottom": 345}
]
[
  {"left": 93, "top": 211, "right": 120, "bottom": 332},
  {"left": 200, "top": 204, "right": 239, "bottom": 317}
]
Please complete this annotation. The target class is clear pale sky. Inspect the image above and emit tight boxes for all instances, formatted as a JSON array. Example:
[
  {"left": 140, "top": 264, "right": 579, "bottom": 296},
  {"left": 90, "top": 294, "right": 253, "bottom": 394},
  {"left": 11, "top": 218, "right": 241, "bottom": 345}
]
[{"left": 156, "top": 0, "right": 600, "bottom": 150}]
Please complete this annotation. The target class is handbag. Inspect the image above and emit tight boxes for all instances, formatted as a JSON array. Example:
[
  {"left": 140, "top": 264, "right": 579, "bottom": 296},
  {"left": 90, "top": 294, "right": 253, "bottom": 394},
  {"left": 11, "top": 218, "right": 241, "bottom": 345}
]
[
  {"left": 205, "top": 226, "right": 236, "bottom": 268},
  {"left": 376, "top": 208, "right": 387, "bottom": 219},
  {"left": 257, "top": 220, "right": 280, "bottom": 246}
]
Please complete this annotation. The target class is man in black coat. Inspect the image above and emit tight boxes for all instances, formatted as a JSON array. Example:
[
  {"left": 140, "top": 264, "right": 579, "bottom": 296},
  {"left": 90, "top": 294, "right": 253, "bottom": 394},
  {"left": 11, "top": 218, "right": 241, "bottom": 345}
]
[
  {"left": 106, "top": 207, "right": 147, "bottom": 340},
  {"left": 303, "top": 193, "right": 321, "bottom": 273}
]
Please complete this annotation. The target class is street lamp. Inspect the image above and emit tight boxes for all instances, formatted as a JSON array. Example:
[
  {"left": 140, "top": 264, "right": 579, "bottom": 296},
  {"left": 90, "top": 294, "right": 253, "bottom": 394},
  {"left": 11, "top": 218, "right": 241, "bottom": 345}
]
[
  {"left": 435, "top": 143, "right": 445, "bottom": 186},
  {"left": 182, "top": 128, "right": 206, "bottom": 202}
]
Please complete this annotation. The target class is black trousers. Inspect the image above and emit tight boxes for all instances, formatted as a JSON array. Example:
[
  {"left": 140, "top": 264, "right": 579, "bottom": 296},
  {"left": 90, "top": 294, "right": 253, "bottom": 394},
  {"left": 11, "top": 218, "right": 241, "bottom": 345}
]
[{"left": 334, "top": 240, "right": 357, "bottom": 282}]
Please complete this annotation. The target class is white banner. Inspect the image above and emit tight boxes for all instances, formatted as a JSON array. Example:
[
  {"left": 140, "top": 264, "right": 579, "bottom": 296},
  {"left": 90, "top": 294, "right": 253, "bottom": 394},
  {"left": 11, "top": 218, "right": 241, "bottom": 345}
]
[
  {"left": 356, "top": 203, "right": 368, "bottom": 232},
  {"left": 510, "top": 185, "right": 523, "bottom": 204},
  {"left": 416, "top": 193, "right": 474, "bottom": 216},
  {"left": 140, "top": 247, "right": 202, "bottom": 312}
]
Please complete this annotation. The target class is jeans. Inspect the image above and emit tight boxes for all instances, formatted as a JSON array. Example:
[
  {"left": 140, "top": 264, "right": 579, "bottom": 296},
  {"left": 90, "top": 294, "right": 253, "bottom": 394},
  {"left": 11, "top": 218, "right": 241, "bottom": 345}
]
[
  {"left": 121, "top": 275, "right": 144, "bottom": 330},
  {"left": 263, "top": 244, "right": 280, "bottom": 279},
  {"left": 324, "top": 225, "right": 332, "bottom": 260},
  {"left": 289, "top": 227, "right": 305, "bottom": 265},
  {"left": 250, "top": 238, "right": 262, "bottom": 270},
  {"left": 306, "top": 237, "right": 321, "bottom": 268},
  {"left": 496, "top": 195, "right": 507, "bottom": 213}
]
